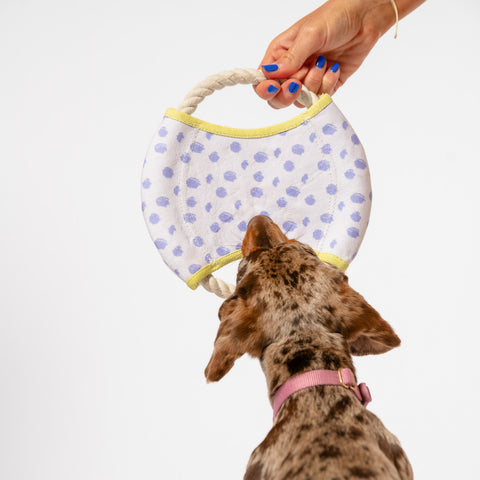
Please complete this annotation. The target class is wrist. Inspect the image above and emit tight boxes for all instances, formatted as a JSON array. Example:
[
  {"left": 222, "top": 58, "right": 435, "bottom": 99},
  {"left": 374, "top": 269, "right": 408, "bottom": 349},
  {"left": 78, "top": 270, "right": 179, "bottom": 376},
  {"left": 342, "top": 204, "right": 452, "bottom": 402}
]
[
  {"left": 361, "top": 0, "right": 426, "bottom": 38},
  {"left": 361, "top": 0, "right": 398, "bottom": 38}
]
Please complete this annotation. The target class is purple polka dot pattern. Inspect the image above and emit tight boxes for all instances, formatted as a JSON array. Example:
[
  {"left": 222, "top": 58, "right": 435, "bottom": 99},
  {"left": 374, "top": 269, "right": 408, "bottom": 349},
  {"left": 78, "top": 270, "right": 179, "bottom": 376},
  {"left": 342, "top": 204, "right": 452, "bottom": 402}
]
[
  {"left": 326, "top": 184, "right": 337, "bottom": 195},
  {"left": 163, "top": 167, "right": 173, "bottom": 178},
  {"left": 219, "top": 212, "right": 233, "bottom": 223},
  {"left": 224, "top": 171, "right": 236, "bottom": 182},
  {"left": 347, "top": 227, "right": 360, "bottom": 238},
  {"left": 254, "top": 171, "right": 264, "bottom": 182},
  {"left": 351, "top": 212, "right": 361, "bottom": 222},
  {"left": 318, "top": 160, "right": 330, "bottom": 171},
  {"left": 283, "top": 221, "right": 297, "bottom": 232},
  {"left": 142, "top": 97, "right": 371, "bottom": 284},
  {"left": 186, "top": 177, "right": 200, "bottom": 188},
  {"left": 216, "top": 187, "right": 227, "bottom": 198},
  {"left": 155, "top": 238, "right": 167, "bottom": 249},
  {"left": 193, "top": 236, "right": 204, "bottom": 247},
  {"left": 238, "top": 221, "right": 247, "bottom": 232},
  {"left": 251, "top": 187, "right": 263, "bottom": 198},
  {"left": 355, "top": 159, "right": 367, "bottom": 170},
  {"left": 292, "top": 144, "right": 304, "bottom": 155},
  {"left": 149, "top": 213, "right": 160, "bottom": 224},
  {"left": 254, "top": 152, "right": 268, "bottom": 163},
  {"left": 189, "top": 264, "right": 201, "bottom": 274},
  {"left": 183, "top": 213, "right": 196, "bottom": 224},
  {"left": 351, "top": 193, "right": 365, "bottom": 204},
  {"left": 284, "top": 160, "right": 294, "bottom": 171},
  {"left": 209, "top": 152, "right": 219, "bottom": 162},
  {"left": 230, "top": 142, "right": 241, "bottom": 153},
  {"left": 155, "top": 197, "right": 169, "bottom": 208},
  {"left": 286, "top": 186, "right": 300, "bottom": 197},
  {"left": 155, "top": 143, "right": 167, "bottom": 153},
  {"left": 323, "top": 124, "right": 336, "bottom": 135}
]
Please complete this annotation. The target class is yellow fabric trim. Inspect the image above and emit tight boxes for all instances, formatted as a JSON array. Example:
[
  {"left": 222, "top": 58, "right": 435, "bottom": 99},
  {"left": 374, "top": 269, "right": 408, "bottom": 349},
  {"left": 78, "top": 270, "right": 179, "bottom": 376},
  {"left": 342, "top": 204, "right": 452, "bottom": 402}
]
[
  {"left": 165, "top": 94, "right": 332, "bottom": 139},
  {"left": 186, "top": 248, "right": 349, "bottom": 290},
  {"left": 318, "top": 253, "right": 349, "bottom": 272},
  {"left": 186, "top": 250, "right": 243, "bottom": 290}
]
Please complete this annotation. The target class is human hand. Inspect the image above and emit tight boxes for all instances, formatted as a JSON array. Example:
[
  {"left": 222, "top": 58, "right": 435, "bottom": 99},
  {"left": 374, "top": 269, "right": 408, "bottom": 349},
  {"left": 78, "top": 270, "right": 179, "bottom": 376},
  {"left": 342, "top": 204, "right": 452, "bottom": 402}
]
[{"left": 255, "top": 0, "right": 397, "bottom": 108}]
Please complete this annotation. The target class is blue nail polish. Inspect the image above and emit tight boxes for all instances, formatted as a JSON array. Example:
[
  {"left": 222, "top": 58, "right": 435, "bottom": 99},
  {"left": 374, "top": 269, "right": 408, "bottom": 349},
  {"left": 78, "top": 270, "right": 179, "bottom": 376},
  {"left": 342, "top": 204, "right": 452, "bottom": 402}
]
[
  {"left": 262, "top": 64, "right": 278, "bottom": 72},
  {"left": 288, "top": 82, "right": 300, "bottom": 94},
  {"left": 267, "top": 84, "right": 279, "bottom": 94},
  {"left": 331, "top": 62, "right": 340, "bottom": 73},
  {"left": 316, "top": 56, "right": 326, "bottom": 68}
]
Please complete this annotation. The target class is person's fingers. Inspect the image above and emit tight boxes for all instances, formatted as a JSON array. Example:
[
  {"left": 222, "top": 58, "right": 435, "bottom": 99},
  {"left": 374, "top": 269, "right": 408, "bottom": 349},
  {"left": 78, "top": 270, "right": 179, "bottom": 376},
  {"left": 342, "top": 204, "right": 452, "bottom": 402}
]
[
  {"left": 320, "top": 62, "right": 341, "bottom": 95},
  {"left": 267, "top": 79, "right": 302, "bottom": 109},
  {"left": 254, "top": 80, "right": 282, "bottom": 101},
  {"left": 302, "top": 55, "right": 327, "bottom": 95},
  {"left": 261, "top": 24, "right": 326, "bottom": 80}
]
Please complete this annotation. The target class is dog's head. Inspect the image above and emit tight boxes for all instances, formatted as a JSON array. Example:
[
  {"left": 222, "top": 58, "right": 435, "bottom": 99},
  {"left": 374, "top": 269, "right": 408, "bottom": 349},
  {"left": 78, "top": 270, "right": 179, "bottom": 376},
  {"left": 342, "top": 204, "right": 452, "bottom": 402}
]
[{"left": 205, "top": 215, "right": 400, "bottom": 383}]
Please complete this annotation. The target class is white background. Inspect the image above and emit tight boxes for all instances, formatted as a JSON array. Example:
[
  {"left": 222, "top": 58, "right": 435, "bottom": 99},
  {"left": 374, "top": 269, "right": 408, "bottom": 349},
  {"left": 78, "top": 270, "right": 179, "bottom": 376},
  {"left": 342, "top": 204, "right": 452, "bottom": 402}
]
[{"left": 1, "top": 0, "right": 479, "bottom": 478}]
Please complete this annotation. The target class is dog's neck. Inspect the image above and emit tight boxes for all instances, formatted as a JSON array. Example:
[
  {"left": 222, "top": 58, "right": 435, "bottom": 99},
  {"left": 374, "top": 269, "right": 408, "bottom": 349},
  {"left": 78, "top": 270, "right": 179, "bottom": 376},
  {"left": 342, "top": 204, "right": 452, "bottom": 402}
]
[{"left": 260, "top": 326, "right": 355, "bottom": 403}]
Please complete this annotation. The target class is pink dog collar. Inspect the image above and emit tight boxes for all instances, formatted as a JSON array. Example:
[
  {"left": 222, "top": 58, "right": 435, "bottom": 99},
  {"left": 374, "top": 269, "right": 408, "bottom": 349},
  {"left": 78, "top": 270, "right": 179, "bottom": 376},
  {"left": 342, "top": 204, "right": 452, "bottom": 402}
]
[{"left": 272, "top": 368, "right": 371, "bottom": 421}]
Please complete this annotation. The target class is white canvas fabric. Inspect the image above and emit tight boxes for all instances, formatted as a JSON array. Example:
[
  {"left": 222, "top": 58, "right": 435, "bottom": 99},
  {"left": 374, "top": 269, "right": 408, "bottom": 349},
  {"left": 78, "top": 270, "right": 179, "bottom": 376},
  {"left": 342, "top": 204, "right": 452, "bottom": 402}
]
[{"left": 141, "top": 95, "right": 371, "bottom": 289}]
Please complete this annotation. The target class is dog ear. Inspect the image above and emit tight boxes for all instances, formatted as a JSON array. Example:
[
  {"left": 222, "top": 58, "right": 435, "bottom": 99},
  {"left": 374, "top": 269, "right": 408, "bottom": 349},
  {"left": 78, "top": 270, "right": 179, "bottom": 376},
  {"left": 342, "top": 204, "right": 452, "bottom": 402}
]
[
  {"left": 339, "top": 285, "right": 401, "bottom": 356},
  {"left": 205, "top": 295, "right": 264, "bottom": 383}
]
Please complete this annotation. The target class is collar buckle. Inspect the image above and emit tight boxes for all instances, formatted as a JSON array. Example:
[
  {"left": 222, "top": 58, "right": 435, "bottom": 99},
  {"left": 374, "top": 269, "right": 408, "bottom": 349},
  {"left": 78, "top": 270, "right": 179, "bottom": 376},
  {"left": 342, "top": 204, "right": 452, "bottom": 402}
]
[{"left": 337, "top": 368, "right": 356, "bottom": 391}]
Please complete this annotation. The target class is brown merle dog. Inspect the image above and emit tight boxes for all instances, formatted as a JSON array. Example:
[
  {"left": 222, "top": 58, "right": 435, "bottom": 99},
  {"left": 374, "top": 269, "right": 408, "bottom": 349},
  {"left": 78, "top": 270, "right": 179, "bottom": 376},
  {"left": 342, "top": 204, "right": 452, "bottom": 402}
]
[{"left": 205, "top": 215, "right": 413, "bottom": 480}]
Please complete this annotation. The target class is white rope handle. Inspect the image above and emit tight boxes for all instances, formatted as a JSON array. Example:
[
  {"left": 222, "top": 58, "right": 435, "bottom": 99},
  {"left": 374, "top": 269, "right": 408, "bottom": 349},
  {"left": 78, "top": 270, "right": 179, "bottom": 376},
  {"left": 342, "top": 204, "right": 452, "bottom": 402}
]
[
  {"left": 178, "top": 69, "right": 318, "bottom": 299},
  {"left": 177, "top": 68, "right": 318, "bottom": 115},
  {"left": 199, "top": 274, "right": 236, "bottom": 299}
]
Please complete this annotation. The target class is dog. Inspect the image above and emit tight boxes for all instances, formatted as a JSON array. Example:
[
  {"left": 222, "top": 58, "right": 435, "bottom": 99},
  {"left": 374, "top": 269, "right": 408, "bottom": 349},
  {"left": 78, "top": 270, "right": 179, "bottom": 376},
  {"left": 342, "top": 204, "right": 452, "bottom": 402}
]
[{"left": 205, "top": 215, "right": 413, "bottom": 479}]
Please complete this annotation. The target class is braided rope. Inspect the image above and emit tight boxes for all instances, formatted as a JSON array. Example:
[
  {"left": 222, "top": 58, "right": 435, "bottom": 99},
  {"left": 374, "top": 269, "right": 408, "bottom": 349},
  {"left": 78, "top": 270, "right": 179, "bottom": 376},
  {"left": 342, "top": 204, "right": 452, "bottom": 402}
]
[
  {"left": 178, "top": 69, "right": 318, "bottom": 299},
  {"left": 177, "top": 68, "right": 318, "bottom": 115},
  {"left": 199, "top": 274, "right": 236, "bottom": 299}
]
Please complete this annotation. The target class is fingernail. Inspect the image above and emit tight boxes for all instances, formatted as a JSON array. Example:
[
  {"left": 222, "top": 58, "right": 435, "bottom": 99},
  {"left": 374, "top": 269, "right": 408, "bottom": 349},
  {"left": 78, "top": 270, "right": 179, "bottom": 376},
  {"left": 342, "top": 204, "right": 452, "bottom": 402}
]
[
  {"left": 262, "top": 64, "right": 278, "bottom": 72},
  {"left": 331, "top": 62, "right": 340, "bottom": 73},
  {"left": 288, "top": 82, "right": 300, "bottom": 94},
  {"left": 267, "top": 84, "right": 279, "bottom": 94},
  {"left": 316, "top": 55, "right": 326, "bottom": 68}
]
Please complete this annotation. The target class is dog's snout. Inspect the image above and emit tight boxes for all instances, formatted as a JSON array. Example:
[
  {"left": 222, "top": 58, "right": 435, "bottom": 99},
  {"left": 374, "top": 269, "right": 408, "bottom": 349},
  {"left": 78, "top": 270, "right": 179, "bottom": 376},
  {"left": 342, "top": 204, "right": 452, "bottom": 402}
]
[{"left": 242, "top": 215, "right": 289, "bottom": 257}]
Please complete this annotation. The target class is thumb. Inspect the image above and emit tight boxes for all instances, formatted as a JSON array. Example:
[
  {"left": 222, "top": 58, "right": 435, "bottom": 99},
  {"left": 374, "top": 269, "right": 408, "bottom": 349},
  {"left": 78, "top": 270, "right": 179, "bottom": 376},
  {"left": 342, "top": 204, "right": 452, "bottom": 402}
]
[{"left": 263, "top": 28, "right": 327, "bottom": 78}]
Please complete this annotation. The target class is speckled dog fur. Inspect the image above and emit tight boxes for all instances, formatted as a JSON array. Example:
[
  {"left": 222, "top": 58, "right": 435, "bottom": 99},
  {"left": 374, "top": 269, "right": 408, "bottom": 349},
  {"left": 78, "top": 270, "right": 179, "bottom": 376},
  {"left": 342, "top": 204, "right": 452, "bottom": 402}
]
[{"left": 205, "top": 215, "right": 413, "bottom": 480}]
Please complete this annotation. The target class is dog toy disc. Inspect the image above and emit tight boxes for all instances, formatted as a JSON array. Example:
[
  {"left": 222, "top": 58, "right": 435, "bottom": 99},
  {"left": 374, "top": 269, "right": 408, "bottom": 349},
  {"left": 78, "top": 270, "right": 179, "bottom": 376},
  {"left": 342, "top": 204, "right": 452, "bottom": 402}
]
[{"left": 141, "top": 69, "right": 371, "bottom": 296}]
